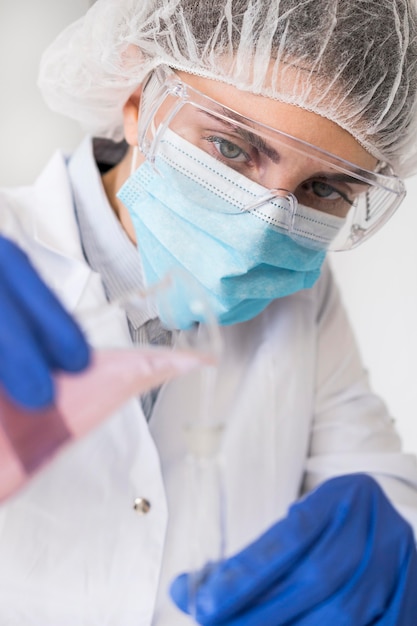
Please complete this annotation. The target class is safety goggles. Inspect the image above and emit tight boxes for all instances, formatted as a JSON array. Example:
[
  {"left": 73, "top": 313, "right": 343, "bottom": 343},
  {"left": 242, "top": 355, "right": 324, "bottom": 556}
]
[{"left": 137, "top": 65, "right": 406, "bottom": 251}]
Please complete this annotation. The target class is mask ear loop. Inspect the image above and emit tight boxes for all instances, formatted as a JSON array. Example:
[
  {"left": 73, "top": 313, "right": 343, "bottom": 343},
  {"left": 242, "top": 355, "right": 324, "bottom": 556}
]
[{"left": 130, "top": 146, "right": 139, "bottom": 176}]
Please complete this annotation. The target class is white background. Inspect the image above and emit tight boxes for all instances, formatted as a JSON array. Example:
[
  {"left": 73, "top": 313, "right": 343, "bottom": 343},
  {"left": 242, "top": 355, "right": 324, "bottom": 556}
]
[{"left": 1, "top": 1, "right": 417, "bottom": 453}]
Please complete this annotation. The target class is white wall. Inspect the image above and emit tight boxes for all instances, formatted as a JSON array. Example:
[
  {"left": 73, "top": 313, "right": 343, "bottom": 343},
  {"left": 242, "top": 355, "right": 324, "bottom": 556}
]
[
  {"left": 0, "top": 1, "right": 88, "bottom": 186},
  {"left": 330, "top": 176, "right": 417, "bottom": 454},
  {"left": 1, "top": 1, "right": 416, "bottom": 454}
]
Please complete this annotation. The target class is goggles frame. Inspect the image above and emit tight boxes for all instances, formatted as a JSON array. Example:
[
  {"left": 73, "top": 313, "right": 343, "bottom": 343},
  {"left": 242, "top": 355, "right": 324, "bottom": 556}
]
[{"left": 137, "top": 65, "right": 406, "bottom": 251}]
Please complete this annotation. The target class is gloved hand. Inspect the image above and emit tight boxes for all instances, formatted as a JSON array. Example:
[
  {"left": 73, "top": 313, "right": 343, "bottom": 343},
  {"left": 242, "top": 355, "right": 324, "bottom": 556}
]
[
  {"left": 170, "top": 474, "right": 417, "bottom": 625},
  {"left": 0, "top": 235, "right": 90, "bottom": 409}
]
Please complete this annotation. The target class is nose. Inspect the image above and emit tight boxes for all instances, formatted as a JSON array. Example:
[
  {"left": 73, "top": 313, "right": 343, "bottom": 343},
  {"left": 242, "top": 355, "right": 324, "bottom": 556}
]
[
  {"left": 245, "top": 185, "right": 298, "bottom": 227},
  {"left": 256, "top": 158, "right": 308, "bottom": 197},
  {"left": 244, "top": 158, "right": 308, "bottom": 224}
]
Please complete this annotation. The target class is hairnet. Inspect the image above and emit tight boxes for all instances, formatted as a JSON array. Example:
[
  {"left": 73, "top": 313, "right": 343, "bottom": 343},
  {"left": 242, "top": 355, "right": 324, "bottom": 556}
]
[{"left": 38, "top": 0, "right": 417, "bottom": 177}]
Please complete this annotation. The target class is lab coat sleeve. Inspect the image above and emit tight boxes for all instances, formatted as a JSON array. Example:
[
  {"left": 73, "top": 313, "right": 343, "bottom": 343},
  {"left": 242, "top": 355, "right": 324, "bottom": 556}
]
[{"left": 303, "top": 261, "right": 417, "bottom": 534}]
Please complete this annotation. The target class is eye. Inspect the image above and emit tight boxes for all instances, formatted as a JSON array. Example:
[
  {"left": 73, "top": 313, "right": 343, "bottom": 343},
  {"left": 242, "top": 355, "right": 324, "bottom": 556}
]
[
  {"left": 297, "top": 178, "right": 354, "bottom": 217},
  {"left": 206, "top": 136, "right": 249, "bottom": 162},
  {"left": 309, "top": 180, "right": 345, "bottom": 200},
  {"left": 302, "top": 180, "right": 353, "bottom": 204}
]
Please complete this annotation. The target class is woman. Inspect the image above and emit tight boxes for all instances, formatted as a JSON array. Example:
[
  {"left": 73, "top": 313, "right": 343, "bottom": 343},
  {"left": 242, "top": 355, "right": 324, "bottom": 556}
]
[{"left": 1, "top": 1, "right": 417, "bottom": 623}]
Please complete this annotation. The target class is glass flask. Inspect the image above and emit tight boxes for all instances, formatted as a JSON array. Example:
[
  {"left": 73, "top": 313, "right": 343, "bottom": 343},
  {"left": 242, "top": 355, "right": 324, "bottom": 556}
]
[{"left": 0, "top": 269, "right": 219, "bottom": 504}]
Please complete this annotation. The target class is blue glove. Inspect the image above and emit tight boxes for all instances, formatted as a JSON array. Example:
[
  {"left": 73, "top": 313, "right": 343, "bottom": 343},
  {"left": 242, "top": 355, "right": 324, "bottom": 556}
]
[
  {"left": 0, "top": 235, "right": 90, "bottom": 409},
  {"left": 171, "top": 474, "right": 417, "bottom": 625}
]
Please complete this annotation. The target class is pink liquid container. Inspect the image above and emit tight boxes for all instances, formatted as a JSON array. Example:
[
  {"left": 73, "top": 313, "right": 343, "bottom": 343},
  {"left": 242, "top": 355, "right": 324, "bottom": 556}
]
[{"left": 0, "top": 346, "right": 208, "bottom": 503}]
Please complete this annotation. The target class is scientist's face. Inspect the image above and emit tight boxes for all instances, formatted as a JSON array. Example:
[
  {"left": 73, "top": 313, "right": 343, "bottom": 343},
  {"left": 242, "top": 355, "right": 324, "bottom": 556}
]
[
  {"left": 115, "top": 70, "right": 378, "bottom": 244},
  {"left": 115, "top": 69, "right": 393, "bottom": 325}
]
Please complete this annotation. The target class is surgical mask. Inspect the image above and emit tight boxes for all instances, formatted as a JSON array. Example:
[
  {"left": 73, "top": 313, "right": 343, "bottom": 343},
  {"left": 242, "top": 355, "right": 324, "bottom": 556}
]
[{"left": 117, "top": 129, "right": 337, "bottom": 326}]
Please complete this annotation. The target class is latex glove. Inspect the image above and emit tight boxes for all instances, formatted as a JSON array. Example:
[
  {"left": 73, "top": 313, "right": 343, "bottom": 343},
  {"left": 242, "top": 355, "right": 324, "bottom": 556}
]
[
  {"left": 171, "top": 474, "right": 417, "bottom": 625},
  {"left": 0, "top": 235, "right": 90, "bottom": 409}
]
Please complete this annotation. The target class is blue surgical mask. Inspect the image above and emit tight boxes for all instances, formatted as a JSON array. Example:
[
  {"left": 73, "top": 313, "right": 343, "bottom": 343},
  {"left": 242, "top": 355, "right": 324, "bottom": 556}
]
[{"left": 117, "top": 130, "right": 337, "bottom": 326}]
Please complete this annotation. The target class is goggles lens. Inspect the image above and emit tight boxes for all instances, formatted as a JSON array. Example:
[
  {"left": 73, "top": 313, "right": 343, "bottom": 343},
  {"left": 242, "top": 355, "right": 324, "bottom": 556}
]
[{"left": 137, "top": 66, "right": 406, "bottom": 251}]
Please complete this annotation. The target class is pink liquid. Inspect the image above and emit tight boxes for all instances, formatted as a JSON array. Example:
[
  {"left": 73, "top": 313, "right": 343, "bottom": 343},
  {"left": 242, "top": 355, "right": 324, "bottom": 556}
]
[{"left": 0, "top": 347, "right": 208, "bottom": 503}]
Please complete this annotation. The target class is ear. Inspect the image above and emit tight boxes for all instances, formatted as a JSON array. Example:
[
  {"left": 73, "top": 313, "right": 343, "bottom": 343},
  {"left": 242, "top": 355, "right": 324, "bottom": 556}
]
[{"left": 122, "top": 85, "right": 143, "bottom": 146}]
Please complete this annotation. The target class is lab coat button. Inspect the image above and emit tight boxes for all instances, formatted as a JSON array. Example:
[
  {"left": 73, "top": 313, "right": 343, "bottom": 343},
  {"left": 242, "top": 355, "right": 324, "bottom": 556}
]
[{"left": 133, "top": 497, "right": 151, "bottom": 514}]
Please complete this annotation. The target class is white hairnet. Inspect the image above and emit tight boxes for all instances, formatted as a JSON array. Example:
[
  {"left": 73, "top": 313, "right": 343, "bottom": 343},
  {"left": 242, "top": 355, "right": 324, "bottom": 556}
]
[{"left": 38, "top": 0, "right": 417, "bottom": 177}]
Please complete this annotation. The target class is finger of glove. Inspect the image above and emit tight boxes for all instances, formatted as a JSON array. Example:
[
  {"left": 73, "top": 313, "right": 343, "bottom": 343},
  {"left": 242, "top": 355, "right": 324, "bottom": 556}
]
[
  {"left": 172, "top": 475, "right": 409, "bottom": 625},
  {"left": 0, "top": 237, "right": 90, "bottom": 372},
  {"left": 0, "top": 283, "right": 55, "bottom": 408}
]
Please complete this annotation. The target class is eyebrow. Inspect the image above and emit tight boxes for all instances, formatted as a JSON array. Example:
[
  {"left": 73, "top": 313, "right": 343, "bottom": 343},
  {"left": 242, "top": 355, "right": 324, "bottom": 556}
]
[
  {"left": 197, "top": 108, "right": 374, "bottom": 186},
  {"left": 198, "top": 108, "right": 282, "bottom": 163}
]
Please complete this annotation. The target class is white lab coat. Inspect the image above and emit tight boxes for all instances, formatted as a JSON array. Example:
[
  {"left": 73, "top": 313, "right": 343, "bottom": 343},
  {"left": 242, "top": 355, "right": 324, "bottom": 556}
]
[{"left": 1, "top": 149, "right": 417, "bottom": 625}]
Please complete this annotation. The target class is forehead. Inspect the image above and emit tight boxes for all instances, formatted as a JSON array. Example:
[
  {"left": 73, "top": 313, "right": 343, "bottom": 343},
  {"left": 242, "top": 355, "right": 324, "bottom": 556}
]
[{"left": 176, "top": 71, "right": 377, "bottom": 171}]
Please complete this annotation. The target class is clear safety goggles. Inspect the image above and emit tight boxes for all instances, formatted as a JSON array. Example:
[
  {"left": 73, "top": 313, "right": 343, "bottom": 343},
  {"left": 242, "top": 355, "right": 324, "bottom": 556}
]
[{"left": 137, "top": 65, "right": 406, "bottom": 251}]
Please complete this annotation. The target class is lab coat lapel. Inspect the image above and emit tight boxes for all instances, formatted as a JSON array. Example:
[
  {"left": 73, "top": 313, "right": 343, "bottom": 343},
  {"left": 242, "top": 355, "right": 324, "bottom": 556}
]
[{"left": 29, "top": 150, "right": 93, "bottom": 312}]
